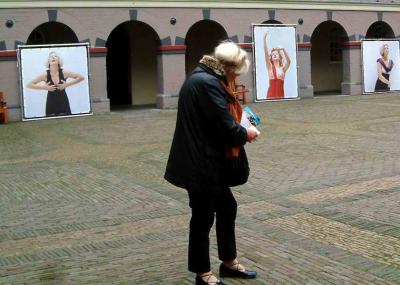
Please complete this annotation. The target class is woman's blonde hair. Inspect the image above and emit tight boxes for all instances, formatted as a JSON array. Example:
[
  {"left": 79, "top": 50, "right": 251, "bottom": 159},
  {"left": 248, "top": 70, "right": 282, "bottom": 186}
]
[
  {"left": 380, "top": 44, "right": 389, "bottom": 56},
  {"left": 45, "top": 51, "right": 63, "bottom": 68},
  {"left": 214, "top": 41, "right": 250, "bottom": 75}
]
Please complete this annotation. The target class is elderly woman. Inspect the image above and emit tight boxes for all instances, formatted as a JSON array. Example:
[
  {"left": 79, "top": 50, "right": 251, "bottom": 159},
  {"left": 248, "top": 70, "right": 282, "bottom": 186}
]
[
  {"left": 27, "top": 51, "right": 84, "bottom": 117},
  {"left": 165, "top": 42, "right": 258, "bottom": 285},
  {"left": 375, "top": 44, "right": 393, "bottom": 92}
]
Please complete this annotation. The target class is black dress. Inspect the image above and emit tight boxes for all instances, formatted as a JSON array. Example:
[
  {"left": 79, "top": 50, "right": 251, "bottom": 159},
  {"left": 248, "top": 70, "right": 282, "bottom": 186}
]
[
  {"left": 46, "top": 69, "right": 71, "bottom": 116},
  {"left": 374, "top": 58, "right": 393, "bottom": 92}
]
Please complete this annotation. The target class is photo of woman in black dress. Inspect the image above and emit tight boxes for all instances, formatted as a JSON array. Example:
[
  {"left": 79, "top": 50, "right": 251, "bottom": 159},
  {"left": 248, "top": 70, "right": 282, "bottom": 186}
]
[
  {"left": 374, "top": 44, "right": 393, "bottom": 92},
  {"left": 27, "top": 51, "right": 84, "bottom": 117}
]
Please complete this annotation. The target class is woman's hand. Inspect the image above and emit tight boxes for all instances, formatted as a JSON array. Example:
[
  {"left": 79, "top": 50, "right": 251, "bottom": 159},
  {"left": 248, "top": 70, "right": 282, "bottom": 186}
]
[
  {"left": 56, "top": 80, "right": 68, "bottom": 91},
  {"left": 45, "top": 83, "right": 57, "bottom": 91},
  {"left": 246, "top": 126, "right": 259, "bottom": 143}
]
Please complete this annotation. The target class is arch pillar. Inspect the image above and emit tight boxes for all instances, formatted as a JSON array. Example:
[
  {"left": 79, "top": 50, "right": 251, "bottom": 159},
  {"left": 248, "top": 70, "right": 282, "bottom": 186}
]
[
  {"left": 89, "top": 48, "right": 110, "bottom": 114},
  {"left": 156, "top": 45, "right": 186, "bottom": 109},
  {"left": 341, "top": 41, "right": 362, "bottom": 95},
  {"left": 298, "top": 42, "right": 314, "bottom": 98}
]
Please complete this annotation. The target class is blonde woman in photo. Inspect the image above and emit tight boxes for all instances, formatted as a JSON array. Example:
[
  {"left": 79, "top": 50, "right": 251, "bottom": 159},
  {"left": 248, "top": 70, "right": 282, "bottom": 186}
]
[
  {"left": 27, "top": 51, "right": 84, "bottom": 116},
  {"left": 264, "top": 32, "right": 291, "bottom": 99},
  {"left": 374, "top": 44, "right": 393, "bottom": 92}
]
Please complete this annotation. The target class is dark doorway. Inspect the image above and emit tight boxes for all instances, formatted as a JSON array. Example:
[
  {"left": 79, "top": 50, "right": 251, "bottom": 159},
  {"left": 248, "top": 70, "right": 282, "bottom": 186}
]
[
  {"left": 106, "top": 21, "right": 160, "bottom": 109},
  {"left": 185, "top": 20, "right": 228, "bottom": 75},
  {"left": 366, "top": 21, "right": 395, "bottom": 39},
  {"left": 106, "top": 23, "right": 131, "bottom": 107},
  {"left": 311, "top": 21, "right": 349, "bottom": 95},
  {"left": 27, "top": 22, "right": 78, "bottom": 44},
  {"left": 262, "top": 20, "right": 282, "bottom": 24}
]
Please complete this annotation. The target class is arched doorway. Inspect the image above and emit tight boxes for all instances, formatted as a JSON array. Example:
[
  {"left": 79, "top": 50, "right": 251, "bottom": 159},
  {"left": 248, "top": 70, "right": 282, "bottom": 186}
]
[
  {"left": 262, "top": 20, "right": 282, "bottom": 24},
  {"left": 366, "top": 21, "right": 395, "bottom": 39},
  {"left": 311, "top": 21, "right": 349, "bottom": 95},
  {"left": 185, "top": 20, "right": 228, "bottom": 75},
  {"left": 106, "top": 21, "right": 160, "bottom": 109},
  {"left": 27, "top": 22, "right": 78, "bottom": 44}
]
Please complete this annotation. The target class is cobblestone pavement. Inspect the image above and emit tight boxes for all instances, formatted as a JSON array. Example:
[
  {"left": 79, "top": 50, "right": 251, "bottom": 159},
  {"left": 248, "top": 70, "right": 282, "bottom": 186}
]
[{"left": 1, "top": 95, "right": 400, "bottom": 285}]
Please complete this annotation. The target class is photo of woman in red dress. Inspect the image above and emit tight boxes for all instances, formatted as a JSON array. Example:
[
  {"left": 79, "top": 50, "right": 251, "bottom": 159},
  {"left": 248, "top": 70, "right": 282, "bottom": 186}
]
[{"left": 264, "top": 32, "right": 291, "bottom": 99}]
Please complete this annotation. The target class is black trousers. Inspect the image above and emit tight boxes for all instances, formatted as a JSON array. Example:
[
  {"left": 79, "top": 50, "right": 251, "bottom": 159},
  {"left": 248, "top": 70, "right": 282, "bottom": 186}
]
[{"left": 187, "top": 186, "right": 238, "bottom": 273}]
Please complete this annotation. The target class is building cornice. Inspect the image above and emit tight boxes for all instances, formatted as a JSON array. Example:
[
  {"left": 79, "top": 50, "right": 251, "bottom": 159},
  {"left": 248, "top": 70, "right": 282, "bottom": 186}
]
[{"left": 0, "top": 1, "right": 400, "bottom": 11}]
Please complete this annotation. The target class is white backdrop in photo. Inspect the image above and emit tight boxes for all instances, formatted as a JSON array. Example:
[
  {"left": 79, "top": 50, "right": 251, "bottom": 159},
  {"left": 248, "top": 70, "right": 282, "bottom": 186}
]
[
  {"left": 20, "top": 45, "right": 91, "bottom": 119},
  {"left": 362, "top": 40, "right": 400, "bottom": 93},
  {"left": 253, "top": 25, "right": 298, "bottom": 101}
]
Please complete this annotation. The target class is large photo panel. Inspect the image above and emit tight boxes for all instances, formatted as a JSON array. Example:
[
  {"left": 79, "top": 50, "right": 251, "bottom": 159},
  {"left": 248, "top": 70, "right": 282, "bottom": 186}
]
[
  {"left": 18, "top": 43, "right": 92, "bottom": 120},
  {"left": 252, "top": 24, "right": 299, "bottom": 101},
  {"left": 362, "top": 39, "right": 400, "bottom": 94}
]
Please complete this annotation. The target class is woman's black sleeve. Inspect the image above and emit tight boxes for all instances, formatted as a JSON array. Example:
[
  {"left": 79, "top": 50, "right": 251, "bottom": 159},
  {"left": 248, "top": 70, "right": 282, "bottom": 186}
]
[{"left": 198, "top": 77, "right": 247, "bottom": 147}]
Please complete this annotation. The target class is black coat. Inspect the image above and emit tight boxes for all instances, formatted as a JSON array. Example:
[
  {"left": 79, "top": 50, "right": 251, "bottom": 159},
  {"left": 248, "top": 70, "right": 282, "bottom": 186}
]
[{"left": 164, "top": 64, "right": 248, "bottom": 193}]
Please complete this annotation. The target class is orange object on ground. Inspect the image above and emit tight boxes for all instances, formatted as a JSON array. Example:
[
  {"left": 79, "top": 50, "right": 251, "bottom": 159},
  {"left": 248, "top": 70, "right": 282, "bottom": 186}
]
[{"left": 0, "top": 91, "right": 9, "bottom": 124}]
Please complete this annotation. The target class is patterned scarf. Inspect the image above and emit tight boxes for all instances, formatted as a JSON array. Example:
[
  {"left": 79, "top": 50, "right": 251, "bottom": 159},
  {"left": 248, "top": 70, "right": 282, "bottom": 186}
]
[{"left": 199, "top": 55, "right": 226, "bottom": 76}]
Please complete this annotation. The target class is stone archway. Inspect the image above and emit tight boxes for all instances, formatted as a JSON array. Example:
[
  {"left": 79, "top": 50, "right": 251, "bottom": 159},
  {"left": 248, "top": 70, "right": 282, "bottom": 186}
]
[
  {"left": 311, "top": 21, "right": 349, "bottom": 95},
  {"left": 366, "top": 21, "right": 395, "bottom": 39},
  {"left": 27, "top": 22, "right": 78, "bottom": 44},
  {"left": 106, "top": 21, "right": 161, "bottom": 108},
  {"left": 262, "top": 20, "right": 282, "bottom": 24},
  {"left": 185, "top": 20, "right": 228, "bottom": 75}
]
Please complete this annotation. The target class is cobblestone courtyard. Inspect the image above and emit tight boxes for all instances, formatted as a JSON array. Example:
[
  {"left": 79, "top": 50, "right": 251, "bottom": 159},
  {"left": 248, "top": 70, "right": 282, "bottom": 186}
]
[{"left": 0, "top": 95, "right": 399, "bottom": 284}]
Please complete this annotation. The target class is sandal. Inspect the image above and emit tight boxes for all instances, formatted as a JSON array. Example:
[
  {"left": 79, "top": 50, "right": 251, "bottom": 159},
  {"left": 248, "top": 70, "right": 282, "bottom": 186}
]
[{"left": 195, "top": 273, "right": 226, "bottom": 285}]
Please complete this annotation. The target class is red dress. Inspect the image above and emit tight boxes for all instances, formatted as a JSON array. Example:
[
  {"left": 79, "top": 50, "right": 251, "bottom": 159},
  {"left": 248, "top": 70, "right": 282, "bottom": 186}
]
[{"left": 267, "top": 64, "right": 284, "bottom": 99}]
